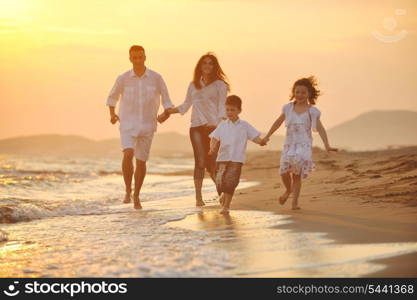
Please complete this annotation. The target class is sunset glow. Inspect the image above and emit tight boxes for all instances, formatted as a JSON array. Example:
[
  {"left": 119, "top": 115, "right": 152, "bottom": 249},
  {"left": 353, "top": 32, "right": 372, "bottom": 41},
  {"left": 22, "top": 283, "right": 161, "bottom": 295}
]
[{"left": 1, "top": 0, "right": 416, "bottom": 139}]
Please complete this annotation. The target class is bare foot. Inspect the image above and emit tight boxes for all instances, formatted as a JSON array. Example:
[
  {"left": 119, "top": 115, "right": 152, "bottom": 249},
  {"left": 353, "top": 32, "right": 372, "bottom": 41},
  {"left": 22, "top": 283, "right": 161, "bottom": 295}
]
[
  {"left": 133, "top": 196, "right": 142, "bottom": 210},
  {"left": 218, "top": 193, "right": 225, "bottom": 206},
  {"left": 196, "top": 200, "right": 205, "bottom": 207},
  {"left": 219, "top": 208, "right": 230, "bottom": 214},
  {"left": 123, "top": 192, "right": 131, "bottom": 203},
  {"left": 279, "top": 190, "right": 291, "bottom": 205},
  {"left": 291, "top": 206, "right": 301, "bottom": 210}
]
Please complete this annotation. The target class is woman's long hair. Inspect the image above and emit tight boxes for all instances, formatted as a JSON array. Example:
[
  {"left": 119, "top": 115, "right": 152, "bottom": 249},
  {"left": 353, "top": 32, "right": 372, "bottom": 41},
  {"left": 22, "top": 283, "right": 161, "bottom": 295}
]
[{"left": 193, "top": 52, "right": 230, "bottom": 91}]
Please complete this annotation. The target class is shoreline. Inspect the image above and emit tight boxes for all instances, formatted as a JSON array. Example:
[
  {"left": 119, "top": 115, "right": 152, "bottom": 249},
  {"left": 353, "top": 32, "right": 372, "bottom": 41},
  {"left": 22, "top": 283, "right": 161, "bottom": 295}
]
[{"left": 164, "top": 147, "right": 417, "bottom": 277}]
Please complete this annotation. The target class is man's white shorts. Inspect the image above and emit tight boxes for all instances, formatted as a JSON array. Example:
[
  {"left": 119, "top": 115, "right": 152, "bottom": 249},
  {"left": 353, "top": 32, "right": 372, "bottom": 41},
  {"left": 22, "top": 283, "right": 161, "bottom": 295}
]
[{"left": 120, "top": 131, "right": 154, "bottom": 161}]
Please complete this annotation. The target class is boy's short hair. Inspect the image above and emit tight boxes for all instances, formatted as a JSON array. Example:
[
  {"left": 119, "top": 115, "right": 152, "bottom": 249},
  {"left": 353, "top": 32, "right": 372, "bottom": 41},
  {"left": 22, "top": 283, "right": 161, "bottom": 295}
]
[
  {"left": 226, "top": 95, "right": 242, "bottom": 110},
  {"left": 129, "top": 45, "right": 145, "bottom": 55}
]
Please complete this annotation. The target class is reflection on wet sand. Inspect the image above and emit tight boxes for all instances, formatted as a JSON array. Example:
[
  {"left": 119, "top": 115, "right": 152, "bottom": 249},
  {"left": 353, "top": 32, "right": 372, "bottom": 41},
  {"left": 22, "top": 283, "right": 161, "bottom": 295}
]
[{"left": 171, "top": 208, "right": 417, "bottom": 277}]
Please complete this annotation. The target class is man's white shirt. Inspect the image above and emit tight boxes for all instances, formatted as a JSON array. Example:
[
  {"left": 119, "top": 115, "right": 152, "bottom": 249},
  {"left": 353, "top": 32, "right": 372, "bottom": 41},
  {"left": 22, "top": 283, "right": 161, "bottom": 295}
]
[
  {"left": 106, "top": 68, "right": 174, "bottom": 136},
  {"left": 210, "top": 119, "right": 260, "bottom": 163}
]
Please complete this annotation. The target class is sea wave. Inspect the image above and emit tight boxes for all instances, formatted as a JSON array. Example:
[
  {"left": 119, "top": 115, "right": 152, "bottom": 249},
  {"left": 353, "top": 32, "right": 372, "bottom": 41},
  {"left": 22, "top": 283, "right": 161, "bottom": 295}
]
[{"left": 0, "top": 197, "right": 122, "bottom": 224}]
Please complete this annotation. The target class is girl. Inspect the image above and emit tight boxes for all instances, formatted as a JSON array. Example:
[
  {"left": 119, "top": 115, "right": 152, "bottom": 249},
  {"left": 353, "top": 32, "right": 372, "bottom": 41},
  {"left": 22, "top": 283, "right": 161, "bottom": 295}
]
[
  {"left": 262, "top": 76, "right": 337, "bottom": 210},
  {"left": 165, "top": 53, "right": 229, "bottom": 206}
]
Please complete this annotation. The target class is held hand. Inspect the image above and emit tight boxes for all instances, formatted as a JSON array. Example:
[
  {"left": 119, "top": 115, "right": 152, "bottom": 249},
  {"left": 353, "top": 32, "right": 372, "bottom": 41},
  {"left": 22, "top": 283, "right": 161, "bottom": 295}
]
[
  {"left": 110, "top": 114, "right": 119, "bottom": 124},
  {"left": 208, "top": 149, "right": 214, "bottom": 156},
  {"left": 325, "top": 145, "right": 338, "bottom": 152},
  {"left": 259, "top": 137, "right": 269, "bottom": 146},
  {"left": 165, "top": 108, "right": 175, "bottom": 115},
  {"left": 157, "top": 112, "right": 170, "bottom": 124}
]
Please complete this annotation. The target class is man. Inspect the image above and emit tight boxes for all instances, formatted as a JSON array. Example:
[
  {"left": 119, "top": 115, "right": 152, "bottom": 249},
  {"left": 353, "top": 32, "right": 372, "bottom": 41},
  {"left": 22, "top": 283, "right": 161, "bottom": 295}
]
[{"left": 107, "top": 45, "right": 173, "bottom": 209}]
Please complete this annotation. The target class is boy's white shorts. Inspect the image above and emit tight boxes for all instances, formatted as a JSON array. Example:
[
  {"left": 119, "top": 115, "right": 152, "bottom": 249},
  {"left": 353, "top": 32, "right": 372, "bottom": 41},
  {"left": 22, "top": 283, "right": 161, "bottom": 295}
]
[{"left": 120, "top": 132, "right": 154, "bottom": 161}]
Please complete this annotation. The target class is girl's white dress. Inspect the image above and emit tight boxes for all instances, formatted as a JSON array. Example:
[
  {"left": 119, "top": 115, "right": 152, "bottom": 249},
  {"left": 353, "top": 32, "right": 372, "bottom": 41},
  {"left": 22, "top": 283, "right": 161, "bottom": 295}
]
[{"left": 280, "top": 102, "right": 321, "bottom": 178}]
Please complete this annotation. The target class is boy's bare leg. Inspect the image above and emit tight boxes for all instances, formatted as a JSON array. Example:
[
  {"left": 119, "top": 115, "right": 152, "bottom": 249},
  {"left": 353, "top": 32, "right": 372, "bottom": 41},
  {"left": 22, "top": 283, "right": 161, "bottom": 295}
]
[
  {"left": 122, "top": 149, "right": 134, "bottom": 203},
  {"left": 279, "top": 172, "right": 292, "bottom": 205},
  {"left": 194, "top": 178, "right": 205, "bottom": 206},
  {"left": 292, "top": 174, "right": 302, "bottom": 210},
  {"left": 133, "top": 159, "right": 146, "bottom": 209},
  {"left": 220, "top": 193, "right": 232, "bottom": 214}
]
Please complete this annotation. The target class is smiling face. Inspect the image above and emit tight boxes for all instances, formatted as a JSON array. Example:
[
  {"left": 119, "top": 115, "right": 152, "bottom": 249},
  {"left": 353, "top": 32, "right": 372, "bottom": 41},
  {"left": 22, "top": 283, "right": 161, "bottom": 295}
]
[
  {"left": 226, "top": 104, "right": 241, "bottom": 121},
  {"left": 294, "top": 85, "right": 309, "bottom": 104},
  {"left": 200, "top": 56, "right": 215, "bottom": 76},
  {"left": 129, "top": 49, "right": 146, "bottom": 68}
]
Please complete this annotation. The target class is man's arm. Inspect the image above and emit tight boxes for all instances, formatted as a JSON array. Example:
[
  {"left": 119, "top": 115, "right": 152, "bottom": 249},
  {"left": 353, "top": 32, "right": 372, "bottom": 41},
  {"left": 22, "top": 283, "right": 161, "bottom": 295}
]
[
  {"left": 158, "top": 75, "right": 174, "bottom": 109},
  {"left": 107, "top": 76, "right": 122, "bottom": 124},
  {"left": 157, "top": 75, "right": 174, "bottom": 123},
  {"left": 109, "top": 106, "right": 119, "bottom": 124}
]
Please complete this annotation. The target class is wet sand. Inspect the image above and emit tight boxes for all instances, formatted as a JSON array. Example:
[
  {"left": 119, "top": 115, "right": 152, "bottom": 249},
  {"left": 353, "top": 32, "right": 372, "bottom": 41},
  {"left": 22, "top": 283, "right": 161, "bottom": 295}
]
[{"left": 168, "top": 146, "right": 417, "bottom": 277}]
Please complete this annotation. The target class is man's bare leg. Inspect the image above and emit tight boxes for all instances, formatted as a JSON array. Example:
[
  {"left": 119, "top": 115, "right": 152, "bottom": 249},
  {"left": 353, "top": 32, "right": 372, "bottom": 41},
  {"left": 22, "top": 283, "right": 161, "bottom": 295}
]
[
  {"left": 220, "top": 193, "right": 232, "bottom": 214},
  {"left": 122, "top": 148, "right": 134, "bottom": 203},
  {"left": 133, "top": 159, "right": 146, "bottom": 209}
]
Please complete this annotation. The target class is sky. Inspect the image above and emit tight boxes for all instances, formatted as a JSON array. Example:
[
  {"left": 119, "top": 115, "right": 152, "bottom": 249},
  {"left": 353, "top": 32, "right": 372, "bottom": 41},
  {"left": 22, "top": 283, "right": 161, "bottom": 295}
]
[{"left": 0, "top": 0, "right": 416, "bottom": 140}]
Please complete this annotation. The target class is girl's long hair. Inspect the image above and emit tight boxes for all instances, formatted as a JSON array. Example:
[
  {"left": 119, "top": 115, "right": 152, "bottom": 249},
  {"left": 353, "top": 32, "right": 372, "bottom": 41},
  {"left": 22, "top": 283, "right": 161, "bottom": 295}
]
[
  {"left": 290, "top": 76, "right": 321, "bottom": 105},
  {"left": 193, "top": 52, "right": 230, "bottom": 91}
]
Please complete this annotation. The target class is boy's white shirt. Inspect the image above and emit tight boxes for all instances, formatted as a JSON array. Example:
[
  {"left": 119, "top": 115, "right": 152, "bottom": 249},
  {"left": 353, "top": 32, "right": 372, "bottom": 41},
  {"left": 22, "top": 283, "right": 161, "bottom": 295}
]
[{"left": 209, "top": 118, "right": 260, "bottom": 163}]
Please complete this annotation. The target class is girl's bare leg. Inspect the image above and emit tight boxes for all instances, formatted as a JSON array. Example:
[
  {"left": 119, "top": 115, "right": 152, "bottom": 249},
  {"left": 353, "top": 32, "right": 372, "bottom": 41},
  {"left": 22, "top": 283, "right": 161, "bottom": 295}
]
[
  {"left": 292, "top": 174, "right": 302, "bottom": 210},
  {"left": 279, "top": 172, "right": 292, "bottom": 205}
]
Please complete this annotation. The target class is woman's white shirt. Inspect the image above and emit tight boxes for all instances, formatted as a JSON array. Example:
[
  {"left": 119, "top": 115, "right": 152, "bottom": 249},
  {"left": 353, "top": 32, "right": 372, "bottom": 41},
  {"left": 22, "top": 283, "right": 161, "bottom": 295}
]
[{"left": 177, "top": 80, "right": 227, "bottom": 127}]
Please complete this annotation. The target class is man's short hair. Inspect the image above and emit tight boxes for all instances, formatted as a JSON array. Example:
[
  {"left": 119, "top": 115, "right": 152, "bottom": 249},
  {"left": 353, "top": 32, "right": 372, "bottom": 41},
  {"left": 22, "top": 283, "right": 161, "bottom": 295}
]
[
  {"left": 129, "top": 45, "right": 145, "bottom": 55},
  {"left": 226, "top": 95, "right": 242, "bottom": 110}
]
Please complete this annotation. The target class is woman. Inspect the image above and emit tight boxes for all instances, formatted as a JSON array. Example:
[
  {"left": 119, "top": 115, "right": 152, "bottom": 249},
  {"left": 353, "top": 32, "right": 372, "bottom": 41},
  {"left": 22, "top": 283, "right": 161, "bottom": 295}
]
[{"left": 166, "top": 53, "right": 230, "bottom": 206}]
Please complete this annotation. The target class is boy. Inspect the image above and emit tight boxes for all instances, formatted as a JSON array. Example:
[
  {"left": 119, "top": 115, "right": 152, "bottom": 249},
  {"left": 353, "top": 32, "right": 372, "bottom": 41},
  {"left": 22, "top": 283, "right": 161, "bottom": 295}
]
[{"left": 208, "top": 95, "right": 266, "bottom": 214}]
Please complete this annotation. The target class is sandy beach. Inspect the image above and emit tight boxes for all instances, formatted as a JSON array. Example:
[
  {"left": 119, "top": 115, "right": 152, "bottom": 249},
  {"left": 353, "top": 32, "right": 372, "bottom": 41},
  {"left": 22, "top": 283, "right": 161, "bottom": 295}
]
[
  {"left": 224, "top": 146, "right": 417, "bottom": 277},
  {"left": 1, "top": 146, "right": 416, "bottom": 277},
  {"left": 168, "top": 146, "right": 417, "bottom": 277}
]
